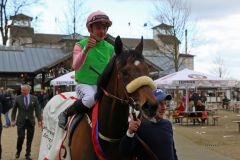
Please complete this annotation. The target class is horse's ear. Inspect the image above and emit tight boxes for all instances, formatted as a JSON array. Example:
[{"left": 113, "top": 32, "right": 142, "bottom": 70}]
[
  {"left": 135, "top": 36, "right": 143, "bottom": 54},
  {"left": 114, "top": 36, "right": 123, "bottom": 55}
]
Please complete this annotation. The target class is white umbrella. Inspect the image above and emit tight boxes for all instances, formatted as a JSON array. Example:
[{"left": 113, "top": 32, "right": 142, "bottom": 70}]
[
  {"left": 154, "top": 68, "right": 224, "bottom": 88},
  {"left": 50, "top": 71, "right": 77, "bottom": 86},
  {"left": 154, "top": 69, "right": 225, "bottom": 111}
]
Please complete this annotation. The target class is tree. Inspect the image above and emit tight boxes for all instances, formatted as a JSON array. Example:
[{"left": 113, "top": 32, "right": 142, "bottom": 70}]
[
  {"left": 55, "top": 0, "right": 88, "bottom": 39},
  {"left": 0, "top": 0, "right": 42, "bottom": 45},
  {"left": 211, "top": 53, "right": 229, "bottom": 79},
  {"left": 153, "top": 0, "right": 191, "bottom": 72}
]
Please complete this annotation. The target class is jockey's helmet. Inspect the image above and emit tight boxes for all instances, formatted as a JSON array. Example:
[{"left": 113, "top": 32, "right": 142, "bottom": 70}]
[{"left": 86, "top": 10, "right": 112, "bottom": 32}]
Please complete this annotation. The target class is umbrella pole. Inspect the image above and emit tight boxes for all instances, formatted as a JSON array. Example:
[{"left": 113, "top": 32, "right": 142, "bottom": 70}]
[{"left": 185, "top": 87, "right": 189, "bottom": 112}]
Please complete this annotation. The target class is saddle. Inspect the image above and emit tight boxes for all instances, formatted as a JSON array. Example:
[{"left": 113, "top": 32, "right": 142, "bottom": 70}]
[{"left": 68, "top": 109, "right": 92, "bottom": 146}]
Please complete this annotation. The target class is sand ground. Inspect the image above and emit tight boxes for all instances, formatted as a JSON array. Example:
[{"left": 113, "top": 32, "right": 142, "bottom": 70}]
[
  {"left": 173, "top": 109, "right": 240, "bottom": 160},
  {"left": 1, "top": 109, "right": 240, "bottom": 160}
]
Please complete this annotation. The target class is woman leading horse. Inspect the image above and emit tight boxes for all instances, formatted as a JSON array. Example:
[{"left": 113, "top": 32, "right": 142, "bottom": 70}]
[{"left": 70, "top": 36, "right": 159, "bottom": 160}]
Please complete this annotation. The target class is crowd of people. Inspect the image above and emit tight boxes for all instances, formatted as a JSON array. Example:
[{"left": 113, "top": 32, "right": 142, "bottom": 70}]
[{"left": 173, "top": 92, "right": 207, "bottom": 124}]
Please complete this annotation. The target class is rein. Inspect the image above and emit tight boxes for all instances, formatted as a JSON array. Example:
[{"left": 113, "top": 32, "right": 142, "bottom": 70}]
[{"left": 101, "top": 88, "right": 137, "bottom": 109}]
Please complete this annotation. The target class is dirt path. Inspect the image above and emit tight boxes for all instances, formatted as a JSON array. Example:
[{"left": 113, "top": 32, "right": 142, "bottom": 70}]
[
  {"left": 1, "top": 124, "right": 41, "bottom": 160},
  {"left": 173, "top": 110, "right": 240, "bottom": 160},
  {"left": 174, "top": 130, "right": 235, "bottom": 160},
  {"left": 1, "top": 109, "right": 239, "bottom": 160}
]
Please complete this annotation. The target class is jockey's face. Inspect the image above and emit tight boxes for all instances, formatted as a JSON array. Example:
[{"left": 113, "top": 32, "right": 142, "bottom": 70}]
[{"left": 90, "top": 22, "right": 108, "bottom": 41}]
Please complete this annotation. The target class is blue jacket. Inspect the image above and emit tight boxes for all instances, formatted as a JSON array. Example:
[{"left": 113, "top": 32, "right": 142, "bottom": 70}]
[{"left": 119, "top": 119, "right": 178, "bottom": 160}]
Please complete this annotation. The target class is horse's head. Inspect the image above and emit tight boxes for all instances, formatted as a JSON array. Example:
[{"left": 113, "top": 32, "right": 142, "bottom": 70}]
[{"left": 113, "top": 36, "right": 159, "bottom": 118}]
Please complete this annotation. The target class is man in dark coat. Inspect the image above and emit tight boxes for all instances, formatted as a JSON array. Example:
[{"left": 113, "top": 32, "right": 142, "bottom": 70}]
[
  {"left": 11, "top": 84, "right": 41, "bottom": 160},
  {"left": 119, "top": 89, "right": 178, "bottom": 160}
]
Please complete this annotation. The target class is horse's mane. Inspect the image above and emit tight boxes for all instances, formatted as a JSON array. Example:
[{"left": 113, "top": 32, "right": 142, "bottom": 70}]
[
  {"left": 95, "top": 56, "right": 116, "bottom": 100},
  {"left": 95, "top": 49, "right": 144, "bottom": 100}
]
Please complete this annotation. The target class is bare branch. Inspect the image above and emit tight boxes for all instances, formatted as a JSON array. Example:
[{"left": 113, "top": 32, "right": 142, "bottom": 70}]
[
  {"left": 56, "top": 0, "right": 88, "bottom": 37},
  {"left": 210, "top": 54, "right": 230, "bottom": 79},
  {"left": 0, "top": 0, "right": 42, "bottom": 45},
  {"left": 152, "top": 0, "right": 192, "bottom": 72}
]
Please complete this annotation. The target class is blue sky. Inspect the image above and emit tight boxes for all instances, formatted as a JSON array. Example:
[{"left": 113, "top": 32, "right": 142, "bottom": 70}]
[{"left": 31, "top": 0, "right": 240, "bottom": 80}]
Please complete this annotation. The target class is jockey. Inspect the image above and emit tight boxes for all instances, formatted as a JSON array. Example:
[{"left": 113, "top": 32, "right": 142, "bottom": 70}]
[{"left": 58, "top": 10, "right": 114, "bottom": 129}]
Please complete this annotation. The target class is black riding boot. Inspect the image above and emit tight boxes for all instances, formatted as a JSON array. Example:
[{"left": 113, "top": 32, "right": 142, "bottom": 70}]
[{"left": 58, "top": 99, "right": 90, "bottom": 130}]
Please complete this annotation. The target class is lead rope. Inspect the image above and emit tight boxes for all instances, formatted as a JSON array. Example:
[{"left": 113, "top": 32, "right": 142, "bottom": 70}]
[
  {"left": 117, "top": 72, "right": 159, "bottom": 160},
  {"left": 132, "top": 113, "right": 159, "bottom": 160}
]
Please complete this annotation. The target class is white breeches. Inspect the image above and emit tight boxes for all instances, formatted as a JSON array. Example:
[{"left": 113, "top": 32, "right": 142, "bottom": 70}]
[{"left": 75, "top": 84, "right": 97, "bottom": 108}]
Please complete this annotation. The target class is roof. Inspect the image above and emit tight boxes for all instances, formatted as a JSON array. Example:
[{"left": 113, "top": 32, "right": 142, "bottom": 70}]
[
  {"left": 60, "top": 33, "right": 85, "bottom": 41},
  {"left": 121, "top": 38, "right": 159, "bottom": 50},
  {"left": 152, "top": 23, "right": 173, "bottom": 29},
  {"left": 105, "top": 35, "right": 186, "bottom": 73},
  {"left": 143, "top": 51, "right": 185, "bottom": 76},
  {"left": 33, "top": 33, "right": 67, "bottom": 44},
  {"left": 0, "top": 46, "right": 71, "bottom": 73},
  {"left": 158, "top": 35, "right": 181, "bottom": 44},
  {"left": 10, "top": 14, "right": 33, "bottom": 21},
  {"left": 179, "top": 53, "right": 194, "bottom": 57}
]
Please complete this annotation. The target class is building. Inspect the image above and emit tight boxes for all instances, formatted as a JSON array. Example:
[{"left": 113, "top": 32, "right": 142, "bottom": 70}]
[
  {"left": 120, "top": 23, "right": 194, "bottom": 78},
  {"left": 0, "top": 14, "right": 194, "bottom": 91}
]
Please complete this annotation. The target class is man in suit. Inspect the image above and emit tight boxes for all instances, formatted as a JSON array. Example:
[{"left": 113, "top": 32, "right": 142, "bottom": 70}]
[{"left": 11, "top": 84, "right": 41, "bottom": 160}]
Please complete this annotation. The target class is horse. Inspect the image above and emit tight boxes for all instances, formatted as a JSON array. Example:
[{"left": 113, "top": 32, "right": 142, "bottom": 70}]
[{"left": 69, "top": 36, "right": 159, "bottom": 160}]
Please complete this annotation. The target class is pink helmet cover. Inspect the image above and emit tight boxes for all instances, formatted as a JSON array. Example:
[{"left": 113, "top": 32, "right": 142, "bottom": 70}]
[{"left": 86, "top": 10, "right": 112, "bottom": 31}]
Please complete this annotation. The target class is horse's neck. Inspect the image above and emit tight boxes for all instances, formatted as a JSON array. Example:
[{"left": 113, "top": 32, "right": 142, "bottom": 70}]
[
  {"left": 97, "top": 65, "right": 129, "bottom": 138},
  {"left": 98, "top": 93, "right": 129, "bottom": 138}
]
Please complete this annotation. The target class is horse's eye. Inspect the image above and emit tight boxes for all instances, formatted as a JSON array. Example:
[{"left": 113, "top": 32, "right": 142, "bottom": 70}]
[{"left": 121, "top": 69, "right": 128, "bottom": 75}]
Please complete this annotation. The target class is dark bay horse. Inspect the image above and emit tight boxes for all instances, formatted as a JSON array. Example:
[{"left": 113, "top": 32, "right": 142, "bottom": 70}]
[{"left": 70, "top": 36, "right": 159, "bottom": 160}]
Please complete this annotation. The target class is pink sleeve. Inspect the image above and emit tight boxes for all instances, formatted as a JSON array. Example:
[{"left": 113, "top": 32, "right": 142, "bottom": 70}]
[{"left": 72, "top": 44, "right": 87, "bottom": 70}]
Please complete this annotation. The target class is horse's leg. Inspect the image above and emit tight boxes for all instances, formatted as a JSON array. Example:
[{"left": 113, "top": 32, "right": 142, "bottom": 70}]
[{"left": 70, "top": 115, "right": 96, "bottom": 160}]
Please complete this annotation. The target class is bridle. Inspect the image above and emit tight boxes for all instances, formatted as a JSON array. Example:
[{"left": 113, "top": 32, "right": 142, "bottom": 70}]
[
  {"left": 93, "top": 58, "right": 159, "bottom": 160},
  {"left": 101, "top": 56, "right": 151, "bottom": 110},
  {"left": 90, "top": 58, "right": 139, "bottom": 143},
  {"left": 90, "top": 58, "right": 139, "bottom": 111}
]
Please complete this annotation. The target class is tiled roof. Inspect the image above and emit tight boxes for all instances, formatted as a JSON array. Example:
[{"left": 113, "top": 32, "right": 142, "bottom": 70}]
[
  {"left": 60, "top": 33, "right": 85, "bottom": 41},
  {"left": 158, "top": 35, "right": 181, "bottom": 44},
  {"left": 33, "top": 34, "right": 67, "bottom": 43},
  {"left": 34, "top": 33, "right": 86, "bottom": 44},
  {"left": 121, "top": 38, "right": 159, "bottom": 50},
  {"left": 144, "top": 51, "right": 185, "bottom": 76},
  {"left": 0, "top": 46, "right": 71, "bottom": 73}
]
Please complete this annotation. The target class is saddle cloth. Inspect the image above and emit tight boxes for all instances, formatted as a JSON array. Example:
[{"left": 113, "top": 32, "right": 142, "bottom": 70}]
[{"left": 38, "top": 92, "right": 76, "bottom": 160}]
